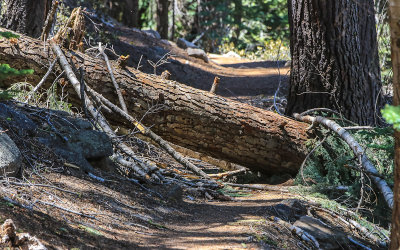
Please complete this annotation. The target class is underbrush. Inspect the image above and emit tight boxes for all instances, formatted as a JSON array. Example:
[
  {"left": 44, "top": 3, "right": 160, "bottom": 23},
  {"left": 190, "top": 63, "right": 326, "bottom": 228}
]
[
  {"left": 218, "top": 40, "right": 290, "bottom": 61},
  {"left": 295, "top": 125, "right": 394, "bottom": 227},
  {"left": 3, "top": 82, "right": 73, "bottom": 113}
]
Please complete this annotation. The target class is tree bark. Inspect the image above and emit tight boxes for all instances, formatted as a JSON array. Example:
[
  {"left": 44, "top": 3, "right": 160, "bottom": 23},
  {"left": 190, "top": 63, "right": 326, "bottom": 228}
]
[
  {"left": 0, "top": 0, "right": 51, "bottom": 38},
  {"left": 389, "top": 1, "right": 400, "bottom": 248},
  {"left": 232, "top": 0, "right": 242, "bottom": 43},
  {"left": 0, "top": 28, "right": 310, "bottom": 175},
  {"left": 286, "top": 0, "right": 383, "bottom": 126},
  {"left": 156, "top": 0, "right": 169, "bottom": 39},
  {"left": 122, "top": 0, "right": 139, "bottom": 28}
]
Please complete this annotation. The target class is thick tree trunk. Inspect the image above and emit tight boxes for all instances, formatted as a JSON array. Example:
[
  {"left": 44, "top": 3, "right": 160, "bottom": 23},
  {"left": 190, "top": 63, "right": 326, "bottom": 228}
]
[
  {"left": 286, "top": 0, "right": 383, "bottom": 126},
  {"left": 0, "top": 0, "right": 51, "bottom": 38},
  {"left": 389, "top": 1, "right": 400, "bottom": 248},
  {"left": 232, "top": 0, "right": 242, "bottom": 43},
  {"left": 122, "top": 0, "right": 139, "bottom": 28},
  {"left": 156, "top": 0, "right": 169, "bottom": 39},
  {"left": 0, "top": 28, "right": 310, "bottom": 175}
]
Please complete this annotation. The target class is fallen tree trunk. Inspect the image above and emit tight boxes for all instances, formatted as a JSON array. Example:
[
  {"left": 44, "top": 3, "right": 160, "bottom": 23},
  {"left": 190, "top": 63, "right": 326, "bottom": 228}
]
[{"left": 0, "top": 28, "right": 310, "bottom": 175}]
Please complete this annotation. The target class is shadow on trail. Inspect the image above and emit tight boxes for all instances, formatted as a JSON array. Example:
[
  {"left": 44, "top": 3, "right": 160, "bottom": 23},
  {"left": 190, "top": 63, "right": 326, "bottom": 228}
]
[{"left": 217, "top": 60, "right": 287, "bottom": 69}]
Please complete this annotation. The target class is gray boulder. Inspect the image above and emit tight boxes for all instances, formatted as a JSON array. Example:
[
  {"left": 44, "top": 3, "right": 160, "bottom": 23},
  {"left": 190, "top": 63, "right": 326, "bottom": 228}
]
[
  {"left": 0, "top": 103, "right": 37, "bottom": 136},
  {"left": 37, "top": 115, "right": 113, "bottom": 172},
  {"left": 177, "top": 38, "right": 198, "bottom": 49},
  {"left": 68, "top": 130, "right": 113, "bottom": 159},
  {"left": 142, "top": 30, "right": 161, "bottom": 39},
  {"left": 293, "top": 216, "right": 349, "bottom": 249},
  {"left": 187, "top": 47, "right": 209, "bottom": 63},
  {"left": 0, "top": 127, "right": 22, "bottom": 177}
]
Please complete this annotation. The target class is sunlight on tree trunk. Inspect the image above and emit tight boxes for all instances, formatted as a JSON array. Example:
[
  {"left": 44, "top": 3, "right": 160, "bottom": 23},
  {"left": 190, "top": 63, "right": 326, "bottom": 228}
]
[{"left": 389, "top": 1, "right": 400, "bottom": 249}]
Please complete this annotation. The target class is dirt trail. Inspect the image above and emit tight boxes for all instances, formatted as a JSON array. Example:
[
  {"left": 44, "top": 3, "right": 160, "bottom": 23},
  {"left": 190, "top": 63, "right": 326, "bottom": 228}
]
[
  {"left": 114, "top": 26, "right": 289, "bottom": 98},
  {"left": 144, "top": 192, "right": 292, "bottom": 249}
]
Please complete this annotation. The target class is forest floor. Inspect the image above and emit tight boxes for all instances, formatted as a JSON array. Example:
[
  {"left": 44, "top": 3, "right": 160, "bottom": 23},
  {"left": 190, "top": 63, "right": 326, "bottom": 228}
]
[
  {"left": 0, "top": 20, "right": 385, "bottom": 249},
  {"left": 0, "top": 51, "right": 381, "bottom": 248}
]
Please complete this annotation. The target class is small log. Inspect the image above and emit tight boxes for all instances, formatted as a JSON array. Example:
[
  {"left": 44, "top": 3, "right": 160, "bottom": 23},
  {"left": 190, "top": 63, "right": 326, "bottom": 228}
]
[{"left": 98, "top": 43, "right": 128, "bottom": 113}]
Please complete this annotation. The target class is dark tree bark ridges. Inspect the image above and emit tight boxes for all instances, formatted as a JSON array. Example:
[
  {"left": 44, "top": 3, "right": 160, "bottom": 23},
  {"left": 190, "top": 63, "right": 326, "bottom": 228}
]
[{"left": 286, "top": 0, "right": 383, "bottom": 126}]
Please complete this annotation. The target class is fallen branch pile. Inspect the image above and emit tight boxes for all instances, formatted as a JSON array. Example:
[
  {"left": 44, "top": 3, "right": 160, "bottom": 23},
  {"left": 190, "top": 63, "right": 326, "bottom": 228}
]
[{"left": 294, "top": 113, "right": 394, "bottom": 209}]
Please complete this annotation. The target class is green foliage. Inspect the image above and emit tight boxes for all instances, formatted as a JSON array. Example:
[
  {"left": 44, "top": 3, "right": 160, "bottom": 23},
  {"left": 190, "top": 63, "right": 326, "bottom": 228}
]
[
  {"left": 219, "top": 40, "right": 290, "bottom": 60},
  {"left": 0, "top": 64, "right": 34, "bottom": 80},
  {"left": 0, "top": 89, "right": 19, "bottom": 101},
  {"left": 375, "top": 1, "right": 393, "bottom": 86},
  {"left": 0, "top": 31, "right": 19, "bottom": 39},
  {"left": 195, "top": 0, "right": 289, "bottom": 52},
  {"left": 8, "top": 82, "right": 72, "bottom": 113},
  {"left": 296, "top": 125, "right": 394, "bottom": 223},
  {"left": 382, "top": 105, "right": 400, "bottom": 130},
  {"left": 78, "top": 224, "right": 102, "bottom": 236}
]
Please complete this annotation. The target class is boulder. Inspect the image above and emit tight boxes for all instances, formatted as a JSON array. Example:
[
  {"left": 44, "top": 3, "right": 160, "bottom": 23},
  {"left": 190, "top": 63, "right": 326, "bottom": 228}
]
[
  {"left": 177, "top": 38, "right": 198, "bottom": 49},
  {"left": 0, "top": 103, "right": 37, "bottom": 136},
  {"left": 37, "top": 115, "right": 113, "bottom": 172},
  {"left": 142, "top": 30, "right": 161, "bottom": 39},
  {"left": 293, "top": 216, "right": 349, "bottom": 249},
  {"left": 187, "top": 47, "right": 209, "bottom": 63},
  {"left": 0, "top": 126, "right": 22, "bottom": 177},
  {"left": 68, "top": 130, "right": 113, "bottom": 159}
]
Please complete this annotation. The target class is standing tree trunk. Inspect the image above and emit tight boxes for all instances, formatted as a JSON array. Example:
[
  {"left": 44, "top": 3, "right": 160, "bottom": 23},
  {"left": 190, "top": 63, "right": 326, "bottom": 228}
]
[
  {"left": 389, "top": 1, "right": 400, "bottom": 249},
  {"left": 122, "top": 0, "right": 139, "bottom": 28},
  {"left": 232, "top": 0, "right": 242, "bottom": 43},
  {"left": 171, "top": 0, "right": 175, "bottom": 40},
  {"left": 286, "top": 0, "right": 383, "bottom": 126},
  {"left": 157, "top": 0, "right": 169, "bottom": 39},
  {"left": 0, "top": 0, "right": 51, "bottom": 38}
]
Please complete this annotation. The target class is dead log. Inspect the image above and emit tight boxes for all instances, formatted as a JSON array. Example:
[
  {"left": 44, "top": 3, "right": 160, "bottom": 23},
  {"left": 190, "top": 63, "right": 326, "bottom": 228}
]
[{"left": 0, "top": 28, "right": 310, "bottom": 175}]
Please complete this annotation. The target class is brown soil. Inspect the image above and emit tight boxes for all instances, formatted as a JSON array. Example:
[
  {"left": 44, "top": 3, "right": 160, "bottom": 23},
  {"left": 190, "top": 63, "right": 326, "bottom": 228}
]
[{"left": 0, "top": 164, "right": 298, "bottom": 249}]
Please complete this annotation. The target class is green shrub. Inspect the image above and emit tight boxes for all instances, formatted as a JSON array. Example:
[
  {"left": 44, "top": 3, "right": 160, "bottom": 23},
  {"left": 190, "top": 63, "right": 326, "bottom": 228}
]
[
  {"left": 0, "top": 64, "right": 34, "bottom": 80},
  {"left": 296, "top": 124, "right": 394, "bottom": 224}
]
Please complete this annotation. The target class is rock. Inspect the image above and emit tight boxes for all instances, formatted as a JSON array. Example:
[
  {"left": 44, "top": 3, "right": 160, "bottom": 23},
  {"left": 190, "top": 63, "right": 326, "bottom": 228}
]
[
  {"left": 36, "top": 113, "right": 113, "bottom": 172},
  {"left": 142, "top": 29, "right": 161, "bottom": 39},
  {"left": 293, "top": 216, "right": 349, "bottom": 249},
  {"left": 271, "top": 199, "right": 307, "bottom": 222},
  {"left": 0, "top": 127, "right": 22, "bottom": 177},
  {"left": 166, "top": 184, "right": 183, "bottom": 204},
  {"left": 152, "top": 46, "right": 169, "bottom": 58},
  {"left": 177, "top": 38, "right": 198, "bottom": 49},
  {"left": 160, "top": 39, "right": 170, "bottom": 46},
  {"left": 224, "top": 51, "right": 241, "bottom": 58},
  {"left": 187, "top": 47, "right": 209, "bottom": 63},
  {"left": 0, "top": 103, "right": 37, "bottom": 136},
  {"left": 69, "top": 130, "right": 113, "bottom": 159}
]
